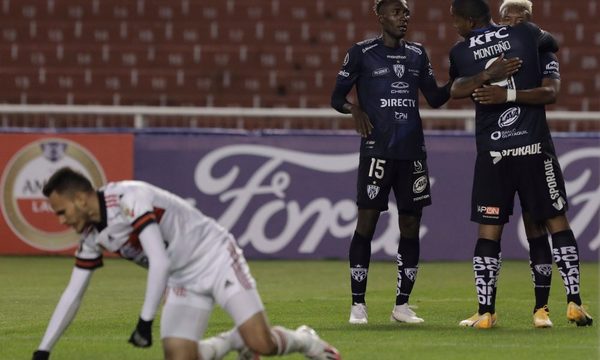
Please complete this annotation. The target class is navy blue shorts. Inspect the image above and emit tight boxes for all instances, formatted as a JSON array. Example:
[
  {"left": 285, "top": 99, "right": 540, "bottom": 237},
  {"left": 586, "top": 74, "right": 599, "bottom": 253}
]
[
  {"left": 471, "top": 148, "right": 568, "bottom": 224},
  {"left": 356, "top": 156, "right": 432, "bottom": 213}
]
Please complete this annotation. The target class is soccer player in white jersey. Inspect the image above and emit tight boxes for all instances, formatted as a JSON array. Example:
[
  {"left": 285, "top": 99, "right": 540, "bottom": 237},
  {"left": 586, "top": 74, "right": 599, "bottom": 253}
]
[{"left": 32, "top": 167, "right": 341, "bottom": 360}]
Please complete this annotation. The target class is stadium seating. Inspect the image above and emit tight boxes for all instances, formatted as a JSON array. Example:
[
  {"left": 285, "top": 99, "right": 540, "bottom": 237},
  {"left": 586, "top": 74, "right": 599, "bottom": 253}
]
[{"left": 0, "top": 0, "right": 598, "bottom": 130}]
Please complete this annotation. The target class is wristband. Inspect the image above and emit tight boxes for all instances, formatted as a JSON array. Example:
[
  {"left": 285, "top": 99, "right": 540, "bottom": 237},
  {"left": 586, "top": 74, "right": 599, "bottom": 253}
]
[{"left": 506, "top": 89, "right": 516, "bottom": 102}]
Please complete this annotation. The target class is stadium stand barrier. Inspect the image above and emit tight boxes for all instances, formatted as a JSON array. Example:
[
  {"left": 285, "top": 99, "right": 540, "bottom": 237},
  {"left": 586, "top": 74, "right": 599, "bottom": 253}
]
[{"left": 0, "top": 104, "right": 599, "bottom": 132}]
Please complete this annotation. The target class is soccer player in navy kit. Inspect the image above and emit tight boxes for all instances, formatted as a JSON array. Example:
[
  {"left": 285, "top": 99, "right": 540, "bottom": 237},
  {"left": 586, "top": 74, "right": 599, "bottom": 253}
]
[
  {"left": 448, "top": 0, "right": 593, "bottom": 329},
  {"left": 331, "top": 0, "right": 451, "bottom": 324},
  {"left": 470, "top": 0, "right": 563, "bottom": 329}
]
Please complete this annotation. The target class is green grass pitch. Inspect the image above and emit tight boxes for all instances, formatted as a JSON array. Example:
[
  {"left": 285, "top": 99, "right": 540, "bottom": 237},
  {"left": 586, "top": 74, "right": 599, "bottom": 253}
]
[{"left": 0, "top": 257, "right": 597, "bottom": 359}]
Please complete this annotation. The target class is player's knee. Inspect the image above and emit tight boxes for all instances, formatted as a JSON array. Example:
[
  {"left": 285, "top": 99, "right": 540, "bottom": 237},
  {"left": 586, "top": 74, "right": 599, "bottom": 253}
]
[
  {"left": 163, "top": 338, "right": 199, "bottom": 360},
  {"left": 398, "top": 214, "right": 421, "bottom": 237}
]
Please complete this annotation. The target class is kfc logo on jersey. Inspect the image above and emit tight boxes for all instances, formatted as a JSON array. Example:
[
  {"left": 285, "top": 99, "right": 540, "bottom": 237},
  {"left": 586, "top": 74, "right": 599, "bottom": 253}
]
[
  {"left": 0, "top": 138, "right": 106, "bottom": 251},
  {"left": 393, "top": 64, "right": 405, "bottom": 78},
  {"left": 468, "top": 27, "right": 509, "bottom": 48},
  {"left": 498, "top": 107, "right": 521, "bottom": 128},
  {"left": 338, "top": 70, "right": 350, "bottom": 78}
]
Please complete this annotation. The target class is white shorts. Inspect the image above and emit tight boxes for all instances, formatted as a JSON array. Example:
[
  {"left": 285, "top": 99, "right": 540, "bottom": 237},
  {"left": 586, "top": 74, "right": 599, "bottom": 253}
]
[{"left": 160, "top": 241, "right": 265, "bottom": 341}]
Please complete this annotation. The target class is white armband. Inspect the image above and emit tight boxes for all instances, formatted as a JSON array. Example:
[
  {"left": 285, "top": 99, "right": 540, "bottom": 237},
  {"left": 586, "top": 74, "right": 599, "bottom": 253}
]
[{"left": 506, "top": 89, "right": 517, "bottom": 102}]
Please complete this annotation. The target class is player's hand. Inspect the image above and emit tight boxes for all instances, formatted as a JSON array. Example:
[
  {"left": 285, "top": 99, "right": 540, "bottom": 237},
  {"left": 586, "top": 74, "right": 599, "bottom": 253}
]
[
  {"left": 32, "top": 350, "right": 50, "bottom": 360},
  {"left": 350, "top": 105, "right": 373, "bottom": 137},
  {"left": 472, "top": 85, "right": 507, "bottom": 104},
  {"left": 128, "top": 317, "right": 153, "bottom": 348},
  {"left": 484, "top": 54, "right": 522, "bottom": 82}
]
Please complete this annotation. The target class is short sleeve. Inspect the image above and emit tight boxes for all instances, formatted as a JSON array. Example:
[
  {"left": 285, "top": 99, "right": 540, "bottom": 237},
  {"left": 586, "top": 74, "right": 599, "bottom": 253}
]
[{"left": 74, "top": 232, "right": 103, "bottom": 270}]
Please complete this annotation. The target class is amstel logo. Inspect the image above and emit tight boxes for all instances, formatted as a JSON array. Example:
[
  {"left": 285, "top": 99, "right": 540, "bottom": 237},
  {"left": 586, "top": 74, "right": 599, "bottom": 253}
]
[{"left": 0, "top": 138, "right": 106, "bottom": 250}]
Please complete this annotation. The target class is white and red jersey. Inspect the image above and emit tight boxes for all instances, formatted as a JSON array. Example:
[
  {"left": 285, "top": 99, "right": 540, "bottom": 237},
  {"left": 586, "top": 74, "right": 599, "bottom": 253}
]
[{"left": 75, "top": 180, "right": 235, "bottom": 288}]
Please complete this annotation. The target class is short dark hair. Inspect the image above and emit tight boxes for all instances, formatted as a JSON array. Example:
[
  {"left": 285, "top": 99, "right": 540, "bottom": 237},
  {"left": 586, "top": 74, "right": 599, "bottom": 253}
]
[
  {"left": 374, "top": 0, "right": 408, "bottom": 15},
  {"left": 452, "top": 0, "right": 491, "bottom": 23},
  {"left": 42, "top": 167, "right": 94, "bottom": 197}
]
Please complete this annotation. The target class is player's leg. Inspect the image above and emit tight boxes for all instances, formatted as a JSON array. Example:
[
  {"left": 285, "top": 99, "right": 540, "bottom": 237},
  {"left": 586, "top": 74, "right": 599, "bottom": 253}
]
[
  {"left": 389, "top": 159, "right": 431, "bottom": 323},
  {"left": 206, "top": 241, "right": 340, "bottom": 359},
  {"left": 348, "top": 208, "right": 379, "bottom": 324},
  {"left": 231, "top": 310, "right": 340, "bottom": 359},
  {"left": 546, "top": 215, "right": 593, "bottom": 326},
  {"left": 524, "top": 152, "right": 592, "bottom": 326},
  {"left": 160, "top": 287, "right": 214, "bottom": 360},
  {"left": 521, "top": 212, "right": 553, "bottom": 327},
  {"left": 460, "top": 154, "right": 510, "bottom": 329},
  {"left": 349, "top": 156, "right": 393, "bottom": 324}
]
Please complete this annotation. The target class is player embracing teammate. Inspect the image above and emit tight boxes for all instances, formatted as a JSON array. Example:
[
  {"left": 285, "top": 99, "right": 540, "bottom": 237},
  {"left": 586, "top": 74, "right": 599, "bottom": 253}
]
[{"left": 448, "top": 0, "right": 593, "bottom": 328}]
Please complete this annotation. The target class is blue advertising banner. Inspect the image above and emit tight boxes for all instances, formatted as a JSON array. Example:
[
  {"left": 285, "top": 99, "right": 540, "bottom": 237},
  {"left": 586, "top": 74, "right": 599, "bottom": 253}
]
[{"left": 135, "top": 131, "right": 599, "bottom": 261}]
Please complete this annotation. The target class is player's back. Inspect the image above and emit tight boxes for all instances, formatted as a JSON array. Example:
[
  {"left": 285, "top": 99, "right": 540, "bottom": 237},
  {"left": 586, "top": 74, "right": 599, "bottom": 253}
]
[
  {"left": 449, "top": 22, "right": 555, "bottom": 152},
  {"left": 102, "top": 181, "right": 233, "bottom": 279}
]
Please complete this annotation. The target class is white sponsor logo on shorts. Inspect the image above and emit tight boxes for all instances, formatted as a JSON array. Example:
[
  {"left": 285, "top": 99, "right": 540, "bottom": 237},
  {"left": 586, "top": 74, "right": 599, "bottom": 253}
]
[{"left": 412, "top": 176, "right": 428, "bottom": 194}]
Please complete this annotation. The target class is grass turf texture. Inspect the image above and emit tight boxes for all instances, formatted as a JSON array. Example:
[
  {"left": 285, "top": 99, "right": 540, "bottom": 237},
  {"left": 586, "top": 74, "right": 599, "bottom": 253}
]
[{"left": 0, "top": 257, "right": 597, "bottom": 360}]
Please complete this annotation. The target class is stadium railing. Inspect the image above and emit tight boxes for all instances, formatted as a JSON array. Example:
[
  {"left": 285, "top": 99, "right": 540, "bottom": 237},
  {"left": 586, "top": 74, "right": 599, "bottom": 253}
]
[{"left": 0, "top": 104, "right": 599, "bottom": 132}]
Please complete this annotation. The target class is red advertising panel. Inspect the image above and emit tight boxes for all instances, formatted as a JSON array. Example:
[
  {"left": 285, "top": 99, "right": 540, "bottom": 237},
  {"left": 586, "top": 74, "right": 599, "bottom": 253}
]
[{"left": 0, "top": 134, "right": 133, "bottom": 255}]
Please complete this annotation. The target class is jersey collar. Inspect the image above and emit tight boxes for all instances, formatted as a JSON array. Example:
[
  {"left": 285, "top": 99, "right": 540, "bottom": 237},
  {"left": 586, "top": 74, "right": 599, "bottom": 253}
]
[{"left": 94, "top": 191, "right": 108, "bottom": 232}]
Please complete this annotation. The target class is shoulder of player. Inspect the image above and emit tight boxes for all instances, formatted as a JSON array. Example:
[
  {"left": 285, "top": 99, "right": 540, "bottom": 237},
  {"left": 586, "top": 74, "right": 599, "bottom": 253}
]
[
  {"left": 352, "top": 36, "right": 382, "bottom": 53},
  {"left": 103, "top": 180, "right": 152, "bottom": 200},
  {"left": 403, "top": 41, "right": 428, "bottom": 56}
]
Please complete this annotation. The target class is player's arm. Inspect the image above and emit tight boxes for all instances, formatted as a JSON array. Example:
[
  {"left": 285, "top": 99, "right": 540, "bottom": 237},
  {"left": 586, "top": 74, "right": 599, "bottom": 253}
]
[
  {"left": 418, "top": 49, "right": 452, "bottom": 108},
  {"left": 472, "top": 78, "right": 559, "bottom": 105},
  {"left": 128, "top": 220, "right": 170, "bottom": 348},
  {"left": 450, "top": 54, "right": 523, "bottom": 99},
  {"left": 473, "top": 53, "right": 560, "bottom": 105},
  {"left": 330, "top": 46, "right": 373, "bottom": 137},
  {"left": 33, "top": 267, "right": 95, "bottom": 360}
]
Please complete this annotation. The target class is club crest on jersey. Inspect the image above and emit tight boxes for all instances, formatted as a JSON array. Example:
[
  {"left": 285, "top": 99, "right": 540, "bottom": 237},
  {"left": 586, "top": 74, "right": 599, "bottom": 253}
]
[
  {"left": 393, "top": 64, "right": 405, "bottom": 78},
  {"left": 351, "top": 266, "right": 368, "bottom": 282},
  {"left": 404, "top": 268, "right": 418, "bottom": 282},
  {"left": 367, "top": 184, "right": 380, "bottom": 199},
  {"left": 535, "top": 264, "right": 552, "bottom": 277}
]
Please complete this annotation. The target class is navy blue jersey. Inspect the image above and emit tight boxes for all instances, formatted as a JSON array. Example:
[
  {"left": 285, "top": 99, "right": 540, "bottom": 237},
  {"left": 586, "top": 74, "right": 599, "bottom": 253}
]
[
  {"left": 331, "top": 37, "right": 449, "bottom": 160},
  {"left": 541, "top": 52, "right": 560, "bottom": 80},
  {"left": 449, "top": 22, "right": 558, "bottom": 153}
]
